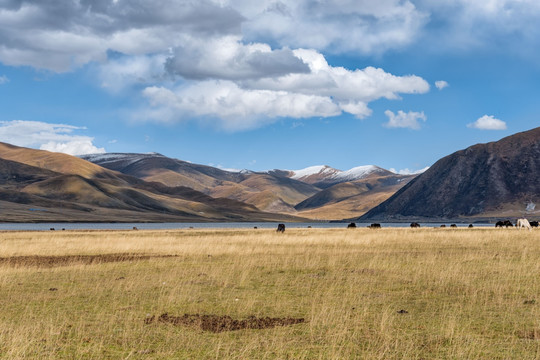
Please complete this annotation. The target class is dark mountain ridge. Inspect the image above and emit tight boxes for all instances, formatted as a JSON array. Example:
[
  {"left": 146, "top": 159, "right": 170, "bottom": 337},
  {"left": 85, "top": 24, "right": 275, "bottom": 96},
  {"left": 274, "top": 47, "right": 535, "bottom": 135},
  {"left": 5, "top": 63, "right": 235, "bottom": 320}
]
[{"left": 359, "top": 127, "right": 540, "bottom": 221}]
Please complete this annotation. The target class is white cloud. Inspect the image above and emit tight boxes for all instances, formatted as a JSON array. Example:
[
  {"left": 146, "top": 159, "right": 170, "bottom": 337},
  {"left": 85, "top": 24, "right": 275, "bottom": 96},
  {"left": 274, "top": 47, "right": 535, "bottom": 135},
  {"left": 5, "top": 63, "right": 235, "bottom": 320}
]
[
  {"left": 236, "top": 0, "right": 428, "bottom": 54},
  {"left": 2, "top": 0, "right": 540, "bottom": 75},
  {"left": 137, "top": 49, "right": 430, "bottom": 130},
  {"left": 435, "top": 80, "right": 448, "bottom": 90},
  {"left": 139, "top": 81, "right": 341, "bottom": 131},
  {"left": 40, "top": 140, "right": 105, "bottom": 155},
  {"left": 245, "top": 49, "right": 430, "bottom": 114},
  {"left": 383, "top": 110, "right": 427, "bottom": 130},
  {"left": 0, "top": 1, "right": 430, "bottom": 73},
  {"left": 0, "top": 1, "right": 243, "bottom": 72},
  {"left": 0, "top": 120, "right": 105, "bottom": 155},
  {"left": 165, "top": 36, "right": 310, "bottom": 80},
  {"left": 0, "top": 75, "right": 8, "bottom": 84},
  {"left": 0, "top": 1, "right": 434, "bottom": 131},
  {"left": 390, "top": 166, "right": 430, "bottom": 175},
  {"left": 467, "top": 115, "right": 507, "bottom": 130}
]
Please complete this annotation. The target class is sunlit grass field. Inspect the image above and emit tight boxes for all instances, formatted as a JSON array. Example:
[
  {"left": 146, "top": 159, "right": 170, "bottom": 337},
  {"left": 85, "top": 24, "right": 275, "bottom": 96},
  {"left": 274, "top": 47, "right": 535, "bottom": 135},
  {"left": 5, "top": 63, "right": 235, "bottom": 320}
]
[{"left": 0, "top": 227, "right": 538, "bottom": 359}]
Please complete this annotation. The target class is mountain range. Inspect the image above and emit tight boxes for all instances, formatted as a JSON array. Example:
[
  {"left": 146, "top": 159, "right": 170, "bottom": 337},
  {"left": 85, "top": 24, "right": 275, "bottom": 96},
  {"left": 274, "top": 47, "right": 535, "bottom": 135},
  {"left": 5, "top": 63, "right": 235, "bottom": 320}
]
[
  {"left": 0, "top": 142, "right": 412, "bottom": 222},
  {"left": 2, "top": 126, "right": 537, "bottom": 223},
  {"left": 80, "top": 153, "right": 414, "bottom": 220}
]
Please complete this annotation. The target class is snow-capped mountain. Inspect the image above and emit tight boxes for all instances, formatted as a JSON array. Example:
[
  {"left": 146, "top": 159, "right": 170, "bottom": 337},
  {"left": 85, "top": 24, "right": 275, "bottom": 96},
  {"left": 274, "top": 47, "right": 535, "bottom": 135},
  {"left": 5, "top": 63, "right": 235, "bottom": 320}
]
[{"left": 274, "top": 164, "right": 394, "bottom": 188}]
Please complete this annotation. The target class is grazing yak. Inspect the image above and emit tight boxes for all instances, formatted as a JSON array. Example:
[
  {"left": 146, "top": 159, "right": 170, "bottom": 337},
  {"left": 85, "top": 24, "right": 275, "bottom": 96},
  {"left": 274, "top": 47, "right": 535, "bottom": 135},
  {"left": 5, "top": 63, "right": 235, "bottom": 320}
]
[
  {"left": 410, "top": 222, "right": 420, "bottom": 228},
  {"left": 450, "top": 224, "right": 457, "bottom": 228},
  {"left": 495, "top": 220, "right": 513, "bottom": 228},
  {"left": 276, "top": 224, "right": 285, "bottom": 233},
  {"left": 368, "top": 223, "right": 381, "bottom": 229},
  {"left": 347, "top": 222, "right": 357, "bottom": 228},
  {"left": 530, "top": 221, "right": 539, "bottom": 228},
  {"left": 468, "top": 224, "right": 474, "bottom": 228},
  {"left": 516, "top": 218, "right": 532, "bottom": 230}
]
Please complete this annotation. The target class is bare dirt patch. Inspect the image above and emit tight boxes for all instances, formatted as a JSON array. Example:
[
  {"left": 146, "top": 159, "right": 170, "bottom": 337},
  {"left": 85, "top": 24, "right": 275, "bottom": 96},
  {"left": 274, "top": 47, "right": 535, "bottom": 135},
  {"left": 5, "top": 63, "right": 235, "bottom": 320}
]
[
  {"left": 0, "top": 253, "right": 177, "bottom": 267},
  {"left": 145, "top": 313, "right": 305, "bottom": 332},
  {"left": 518, "top": 329, "right": 540, "bottom": 340}
]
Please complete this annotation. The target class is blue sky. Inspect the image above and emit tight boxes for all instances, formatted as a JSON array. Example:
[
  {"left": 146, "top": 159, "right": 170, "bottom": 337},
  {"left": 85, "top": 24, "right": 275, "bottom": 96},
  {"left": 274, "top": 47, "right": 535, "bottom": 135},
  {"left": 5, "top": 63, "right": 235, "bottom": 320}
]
[{"left": 0, "top": 1, "right": 539, "bottom": 173}]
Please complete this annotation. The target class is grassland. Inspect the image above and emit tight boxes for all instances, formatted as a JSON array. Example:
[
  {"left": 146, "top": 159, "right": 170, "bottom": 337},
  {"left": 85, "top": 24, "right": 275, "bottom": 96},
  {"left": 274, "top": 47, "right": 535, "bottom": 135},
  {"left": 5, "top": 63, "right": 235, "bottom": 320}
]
[{"left": 0, "top": 228, "right": 538, "bottom": 359}]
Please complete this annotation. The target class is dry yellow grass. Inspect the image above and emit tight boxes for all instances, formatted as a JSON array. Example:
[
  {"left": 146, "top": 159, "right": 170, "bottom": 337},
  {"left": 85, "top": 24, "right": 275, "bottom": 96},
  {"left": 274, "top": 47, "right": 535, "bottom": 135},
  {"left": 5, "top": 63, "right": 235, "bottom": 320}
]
[{"left": 0, "top": 228, "right": 538, "bottom": 359}]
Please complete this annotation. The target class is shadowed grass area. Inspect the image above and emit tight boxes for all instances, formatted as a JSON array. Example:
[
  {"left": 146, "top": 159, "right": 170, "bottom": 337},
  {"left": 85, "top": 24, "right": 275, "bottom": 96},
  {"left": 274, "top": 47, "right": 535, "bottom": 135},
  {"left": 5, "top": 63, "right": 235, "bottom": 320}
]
[{"left": 0, "top": 228, "right": 538, "bottom": 359}]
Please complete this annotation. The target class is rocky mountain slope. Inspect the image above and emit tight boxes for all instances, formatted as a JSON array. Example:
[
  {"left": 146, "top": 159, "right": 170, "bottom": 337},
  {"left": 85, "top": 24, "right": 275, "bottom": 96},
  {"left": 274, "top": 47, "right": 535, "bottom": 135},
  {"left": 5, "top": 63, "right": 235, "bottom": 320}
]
[{"left": 359, "top": 127, "right": 540, "bottom": 221}]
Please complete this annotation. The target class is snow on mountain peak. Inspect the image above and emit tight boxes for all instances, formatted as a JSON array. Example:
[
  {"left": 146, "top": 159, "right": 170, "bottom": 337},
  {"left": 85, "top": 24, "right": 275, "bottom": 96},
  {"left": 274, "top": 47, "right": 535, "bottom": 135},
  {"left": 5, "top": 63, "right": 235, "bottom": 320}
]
[
  {"left": 335, "top": 165, "right": 382, "bottom": 181},
  {"left": 290, "top": 165, "right": 337, "bottom": 180},
  {"left": 288, "top": 164, "right": 387, "bottom": 183}
]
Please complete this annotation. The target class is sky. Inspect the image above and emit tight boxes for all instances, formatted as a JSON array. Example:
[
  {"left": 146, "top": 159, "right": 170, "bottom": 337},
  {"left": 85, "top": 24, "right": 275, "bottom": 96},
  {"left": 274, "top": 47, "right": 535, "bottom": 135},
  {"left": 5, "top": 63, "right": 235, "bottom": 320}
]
[{"left": 0, "top": 0, "right": 539, "bottom": 174}]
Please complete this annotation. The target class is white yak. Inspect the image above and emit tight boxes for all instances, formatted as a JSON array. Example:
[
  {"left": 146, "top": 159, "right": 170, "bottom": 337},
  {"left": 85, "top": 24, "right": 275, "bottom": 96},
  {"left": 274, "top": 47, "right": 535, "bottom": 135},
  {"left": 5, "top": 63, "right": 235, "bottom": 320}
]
[{"left": 516, "top": 218, "right": 532, "bottom": 230}]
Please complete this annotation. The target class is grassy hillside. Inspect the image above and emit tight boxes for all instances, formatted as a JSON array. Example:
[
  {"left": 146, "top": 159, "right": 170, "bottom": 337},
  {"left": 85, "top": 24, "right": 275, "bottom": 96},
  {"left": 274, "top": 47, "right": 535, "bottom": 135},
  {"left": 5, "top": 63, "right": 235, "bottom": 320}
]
[
  {"left": 296, "top": 175, "right": 414, "bottom": 220},
  {"left": 0, "top": 142, "right": 113, "bottom": 179},
  {"left": 0, "top": 143, "right": 307, "bottom": 222},
  {"left": 0, "top": 228, "right": 538, "bottom": 358}
]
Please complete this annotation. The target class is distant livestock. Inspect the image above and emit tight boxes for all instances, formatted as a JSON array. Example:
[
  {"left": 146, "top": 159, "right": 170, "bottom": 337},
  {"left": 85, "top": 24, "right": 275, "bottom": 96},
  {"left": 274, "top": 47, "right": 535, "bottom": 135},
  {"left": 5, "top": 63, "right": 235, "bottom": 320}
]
[
  {"left": 276, "top": 224, "right": 285, "bottom": 233},
  {"left": 347, "top": 223, "right": 357, "bottom": 228},
  {"left": 368, "top": 223, "right": 381, "bottom": 229},
  {"left": 450, "top": 224, "right": 457, "bottom": 228},
  {"left": 530, "top": 221, "right": 539, "bottom": 228},
  {"left": 468, "top": 224, "right": 474, "bottom": 228},
  {"left": 495, "top": 220, "right": 513, "bottom": 228},
  {"left": 440, "top": 225, "right": 446, "bottom": 228},
  {"left": 516, "top": 218, "right": 532, "bottom": 230},
  {"left": 410, "top": 222, "right": 420, "bottom": 228}
]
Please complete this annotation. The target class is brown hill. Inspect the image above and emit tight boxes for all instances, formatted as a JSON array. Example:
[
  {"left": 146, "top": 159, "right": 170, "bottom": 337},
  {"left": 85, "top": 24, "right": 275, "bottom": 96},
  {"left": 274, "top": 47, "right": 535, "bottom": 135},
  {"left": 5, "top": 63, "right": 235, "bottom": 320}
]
[
  {"left": 0, "top": 142, "right": 113, "bottom": 179},
  {"left": 0, "top": 144, "right": 305, "bottom": 222},
  {"left": 295, "top": 174, "right": 415, "bottom": 220},
  {"left": 359, "top": 127, "right": 540, "bottom": 221},
  {"left": 81, "top": 153, "right": 321, "bottom": 213}
]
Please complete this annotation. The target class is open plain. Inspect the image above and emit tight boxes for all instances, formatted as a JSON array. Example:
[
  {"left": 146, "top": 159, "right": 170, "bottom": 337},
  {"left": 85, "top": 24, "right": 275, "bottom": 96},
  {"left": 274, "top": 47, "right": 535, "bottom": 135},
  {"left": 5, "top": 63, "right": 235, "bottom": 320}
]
[{"left": 0, "top": 228, "right": 538, "bottom": 359}]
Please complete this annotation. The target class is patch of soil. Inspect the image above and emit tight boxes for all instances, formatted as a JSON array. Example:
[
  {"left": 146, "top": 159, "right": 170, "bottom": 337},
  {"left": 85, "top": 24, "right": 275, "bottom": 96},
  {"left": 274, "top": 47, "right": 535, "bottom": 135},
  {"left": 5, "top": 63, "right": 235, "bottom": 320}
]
[
  {"left": 0, "top": 253, "right": 177, "bottom": 267},
  {"left": 518, "top": 329, "right": 540, "bottom": 340},
  {"left": 145, "top": 313, "right": 305, "bottom": 332}
]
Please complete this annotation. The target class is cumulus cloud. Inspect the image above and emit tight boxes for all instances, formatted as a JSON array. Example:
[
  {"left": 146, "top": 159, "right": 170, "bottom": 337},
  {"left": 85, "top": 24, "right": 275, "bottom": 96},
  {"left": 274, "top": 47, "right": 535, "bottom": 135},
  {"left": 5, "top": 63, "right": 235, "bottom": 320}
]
[
  {"left": 237, "top": 0, "right": 429, "bottom": 54},
  {"left": 0, "top": 1, "right": 431, "bottom": 72},
  {"left": 467, "top": 115, "right": 507, "bottom": 130},
  {"left": 384, "top": 110, "right": 427, "bottom": 130},
  {"left": 0, "top": 120, "right": 105, "bottom": 155},
  {"left": 0, "top": 1, "right": 432, "bottom": 130},
  {"left": 0, "top": 75, "right": 8, "bottom": 84},
  {"left": 0, "top": 0, "right": 244, "bottom": 71},
  {"left": 139, "top": 81, "right": 341, "bottom": 131},
  {"left": 435, "top": 80, "right": 448, "bottom": 90},
  {"left": 2, "top": 0, "right": 540, "bottom": 75},
  {"left": 165, "top": 36, "right": 310, "bottom": 80},
  {"left": 138, "top": 50, "right": 430, "bottom": 130}
]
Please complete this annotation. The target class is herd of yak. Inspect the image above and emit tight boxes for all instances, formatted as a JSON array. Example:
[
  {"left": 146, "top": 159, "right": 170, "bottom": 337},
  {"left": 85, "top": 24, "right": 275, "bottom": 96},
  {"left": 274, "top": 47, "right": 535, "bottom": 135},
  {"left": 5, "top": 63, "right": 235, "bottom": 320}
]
[{"left": 275, "top": 219, "right": 539, "bottom": 232}]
